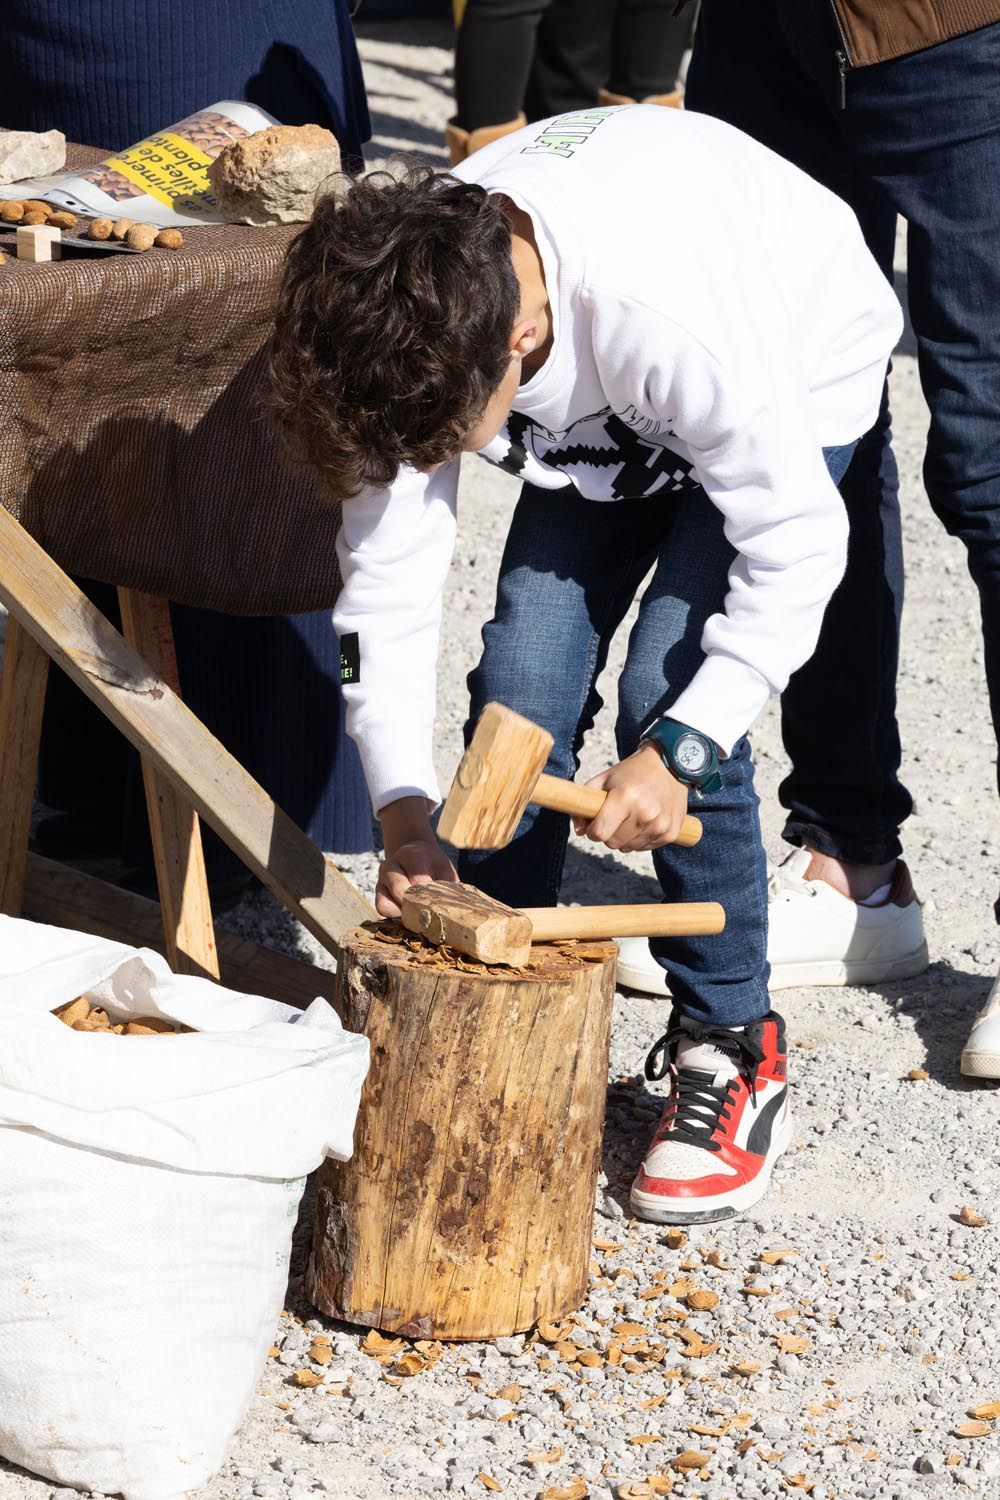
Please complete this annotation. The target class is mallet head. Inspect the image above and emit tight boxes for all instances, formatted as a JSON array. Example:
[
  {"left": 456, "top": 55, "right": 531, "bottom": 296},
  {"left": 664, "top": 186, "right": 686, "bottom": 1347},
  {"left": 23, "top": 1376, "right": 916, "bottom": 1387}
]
[
  {"left": 400, "top": 880, "right": 534, "bottom": 965},
  {"left": 437, "top": 702, "right": 553, "bottom": 849}
]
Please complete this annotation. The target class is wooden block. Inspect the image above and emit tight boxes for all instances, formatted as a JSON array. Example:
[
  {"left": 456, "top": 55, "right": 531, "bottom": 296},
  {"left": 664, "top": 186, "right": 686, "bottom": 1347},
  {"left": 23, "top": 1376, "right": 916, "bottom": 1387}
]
[
  {"left": 400, "top": 880, "right": 533, "bottom": 966},
  {"left": 308, "top": 926, "right": 618, "bottom": 1339},
  {"left": 16, "top": 224, "right": 61, "bottom": 262},
  {"left": 438, "top": 702, "right": 553, "bottom": 849}
]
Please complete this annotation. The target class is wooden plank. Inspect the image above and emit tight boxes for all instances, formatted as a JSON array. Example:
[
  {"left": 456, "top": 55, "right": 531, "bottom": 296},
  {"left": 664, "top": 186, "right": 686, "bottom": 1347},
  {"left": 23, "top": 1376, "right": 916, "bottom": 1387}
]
[
  {"left": 22, "top": 853, "right": 339, "bottom": 1013},
  {"left": 117, "top": 588, "right": 220, "bottom": 980},
  {"left": 0, "top": 505, "right": 376, "bottom": 955},
  {"left": 0, "top": 616, "right": 50, "bottom": 916}
]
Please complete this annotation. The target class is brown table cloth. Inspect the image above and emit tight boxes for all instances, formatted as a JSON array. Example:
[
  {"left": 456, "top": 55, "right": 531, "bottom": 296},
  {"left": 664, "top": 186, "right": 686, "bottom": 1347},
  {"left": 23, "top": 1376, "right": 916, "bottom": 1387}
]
[{"left": 0, "top": 145, "right": 341, "bottom": 616}]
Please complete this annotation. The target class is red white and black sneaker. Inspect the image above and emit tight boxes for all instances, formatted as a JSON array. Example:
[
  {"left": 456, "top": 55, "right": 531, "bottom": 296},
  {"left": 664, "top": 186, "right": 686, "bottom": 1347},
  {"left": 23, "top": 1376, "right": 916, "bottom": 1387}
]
[{"left": 629, "top": 1010, "right": 791, "bottom": 1225}]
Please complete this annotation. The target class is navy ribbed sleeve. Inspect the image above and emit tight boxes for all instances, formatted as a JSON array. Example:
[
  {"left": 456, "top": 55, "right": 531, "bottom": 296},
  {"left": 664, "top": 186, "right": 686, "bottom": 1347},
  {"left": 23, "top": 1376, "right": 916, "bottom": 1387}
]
[{"left": 0, "top": 0, "right": 370, "bottom": 159}]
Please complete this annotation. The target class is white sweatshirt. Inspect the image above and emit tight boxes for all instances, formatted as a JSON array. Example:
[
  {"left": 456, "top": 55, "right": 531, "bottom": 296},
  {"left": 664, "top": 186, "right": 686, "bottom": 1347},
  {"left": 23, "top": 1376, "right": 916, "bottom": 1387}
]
[{"left": 334, "top": 106, "right": 902, "bottom": 812}]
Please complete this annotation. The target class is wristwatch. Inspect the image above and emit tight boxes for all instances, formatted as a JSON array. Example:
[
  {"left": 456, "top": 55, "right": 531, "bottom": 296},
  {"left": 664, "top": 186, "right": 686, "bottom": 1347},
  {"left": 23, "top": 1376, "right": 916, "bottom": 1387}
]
[{"left": 640, "top": 717, "right": 724, "bottom": 797}]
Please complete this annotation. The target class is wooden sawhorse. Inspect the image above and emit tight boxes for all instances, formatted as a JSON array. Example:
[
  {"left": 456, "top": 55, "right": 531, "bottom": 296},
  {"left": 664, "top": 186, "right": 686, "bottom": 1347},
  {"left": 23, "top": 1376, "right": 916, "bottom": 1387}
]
[{"left": 0, "top": 504, "right": 376, "bottom": 1003}]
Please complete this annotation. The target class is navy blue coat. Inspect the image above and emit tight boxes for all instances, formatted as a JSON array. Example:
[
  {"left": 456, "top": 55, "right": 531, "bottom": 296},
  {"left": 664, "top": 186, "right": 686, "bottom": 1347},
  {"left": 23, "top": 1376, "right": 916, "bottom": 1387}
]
[{"left": 0, "top": 0, "right": 370, "bottom": 160}]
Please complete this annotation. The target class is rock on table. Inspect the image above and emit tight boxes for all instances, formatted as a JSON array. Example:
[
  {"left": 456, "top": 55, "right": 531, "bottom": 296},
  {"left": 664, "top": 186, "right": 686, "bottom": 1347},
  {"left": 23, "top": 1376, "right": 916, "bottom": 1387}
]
[{"left": 0, "top": 128, "right": 66, "bottom": 184}]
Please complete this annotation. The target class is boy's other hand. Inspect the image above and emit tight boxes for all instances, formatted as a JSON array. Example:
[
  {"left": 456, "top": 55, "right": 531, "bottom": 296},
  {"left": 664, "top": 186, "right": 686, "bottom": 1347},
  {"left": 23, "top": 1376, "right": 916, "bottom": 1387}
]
[
  {"left": 376, "top": 839, "right": 459, "bottom": 917},
  {"left": 377, "top": 794, "right": 459, "bottom": 917},
  {"left": 575, "top": 744, "right": 690, "bottom": 853}
]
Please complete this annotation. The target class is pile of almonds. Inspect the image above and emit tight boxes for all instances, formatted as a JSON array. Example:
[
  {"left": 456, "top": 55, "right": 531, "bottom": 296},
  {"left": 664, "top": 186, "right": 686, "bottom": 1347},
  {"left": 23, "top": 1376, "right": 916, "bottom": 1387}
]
[
  {"left": 53, "top": 996, "right": 189, "bottom": 1035},
  {"left": 0, "top": 198, "right": 183, "bottom": 252}
]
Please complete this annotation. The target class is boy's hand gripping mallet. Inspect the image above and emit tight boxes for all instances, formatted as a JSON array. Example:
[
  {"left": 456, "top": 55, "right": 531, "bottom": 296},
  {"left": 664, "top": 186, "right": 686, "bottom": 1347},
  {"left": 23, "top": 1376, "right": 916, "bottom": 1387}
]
[{"left": 437, "top": 701, "right": 702, "bottom": 850}]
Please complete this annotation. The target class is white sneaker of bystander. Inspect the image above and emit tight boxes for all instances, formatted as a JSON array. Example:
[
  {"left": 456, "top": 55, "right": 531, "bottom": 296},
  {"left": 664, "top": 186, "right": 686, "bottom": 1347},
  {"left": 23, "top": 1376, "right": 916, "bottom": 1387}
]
[
  {"left": 615, "top": 846, "right": 930, "bottom": 996},
  {"left": 961, "top": 973, "right": 1000, "bottom": 1079}
]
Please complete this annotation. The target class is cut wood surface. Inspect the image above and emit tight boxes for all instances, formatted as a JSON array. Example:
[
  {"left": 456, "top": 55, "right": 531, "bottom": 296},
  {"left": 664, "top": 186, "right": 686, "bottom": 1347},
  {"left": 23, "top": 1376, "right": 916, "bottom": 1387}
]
[
  {"left": 22, "top": 854, "right": 338, "bottom": 1012},
  {"left": 118, "top": 587, "right": 220, "bottom": 979},
  {"left": 400, "top": 881, "right": 725, "bottom": 965},
  {"left": 0, "top": 616, "right": 49, "bottom": 916},
  {"left": 0, "top": 504, "right": 375, "bottom": 954},
  {"left": 439, "top": 701, "right": 701, "bottom": 849},
  {"left": 308, "top": 924, "right": 617, "bottom": 1340}
]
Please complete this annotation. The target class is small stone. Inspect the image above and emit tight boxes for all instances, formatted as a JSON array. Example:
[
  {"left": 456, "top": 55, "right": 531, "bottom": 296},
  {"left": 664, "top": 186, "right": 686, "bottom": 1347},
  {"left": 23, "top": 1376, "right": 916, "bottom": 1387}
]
[
  {"left": 0, "top": 129, "right": 66, "bottom": 184},
  {"left": 596, "top": 1187, "right": 625, "bottom": 1221},
  {"left": 308, "top": 1421, "right": 342, "bottom": 1444},
  {"left": 207, "top": 124, "right": 342, "bottom": 225}
]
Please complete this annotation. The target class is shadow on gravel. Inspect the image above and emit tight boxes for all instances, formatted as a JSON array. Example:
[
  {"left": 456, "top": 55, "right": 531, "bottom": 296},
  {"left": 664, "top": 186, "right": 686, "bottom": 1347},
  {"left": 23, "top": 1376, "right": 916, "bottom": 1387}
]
[
  {"left": 560, "top": 843, "right": 663, "bottom": 906},
  {"left": 600, "top": 1074, "right": 667, "bottom": 1214},
  {"left": 356, "top": 16, "right": 455, "bottom": 159},
  {"left": 871, "top": 962, "right": 998, "bottom": 1092}
]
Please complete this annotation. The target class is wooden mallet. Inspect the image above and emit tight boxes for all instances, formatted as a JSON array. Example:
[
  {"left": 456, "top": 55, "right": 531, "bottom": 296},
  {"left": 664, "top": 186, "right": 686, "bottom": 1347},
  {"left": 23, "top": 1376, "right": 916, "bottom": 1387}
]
[
  {"left": 438, "top": 701, "right": 702, "bottom": 850},
  {"left": 400, "top": 880, "right": 725, "bottom": 967}
]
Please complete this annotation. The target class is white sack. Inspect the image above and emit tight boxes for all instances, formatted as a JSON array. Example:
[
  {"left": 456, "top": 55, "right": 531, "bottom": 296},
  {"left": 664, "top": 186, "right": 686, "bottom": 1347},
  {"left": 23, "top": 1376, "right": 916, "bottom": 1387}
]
[{"left": 0, "top": 914, "right": 369, "bottom": 1500}]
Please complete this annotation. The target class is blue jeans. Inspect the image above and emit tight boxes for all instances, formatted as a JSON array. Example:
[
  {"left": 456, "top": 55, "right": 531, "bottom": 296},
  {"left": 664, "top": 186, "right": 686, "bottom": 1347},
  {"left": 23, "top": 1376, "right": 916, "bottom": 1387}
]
[
  {"left": 687, "top": 5, "right": 1000, "bottom": 901},
  {"left": 459, "top": 444, "right": 856, "bottom": 1028}
]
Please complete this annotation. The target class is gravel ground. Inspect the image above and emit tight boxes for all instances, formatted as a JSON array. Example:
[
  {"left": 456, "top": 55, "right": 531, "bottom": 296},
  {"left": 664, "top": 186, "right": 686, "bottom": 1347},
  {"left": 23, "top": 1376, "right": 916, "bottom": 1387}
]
[{"left": 4, "top": 17, "right": 1000, "bottom": 1500}]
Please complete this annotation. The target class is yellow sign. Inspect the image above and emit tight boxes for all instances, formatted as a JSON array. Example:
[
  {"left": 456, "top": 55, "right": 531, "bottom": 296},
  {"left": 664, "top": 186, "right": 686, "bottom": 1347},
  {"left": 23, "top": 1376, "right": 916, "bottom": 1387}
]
[{"left": 103, "top": 131, "right": 217, "bottom": 211}]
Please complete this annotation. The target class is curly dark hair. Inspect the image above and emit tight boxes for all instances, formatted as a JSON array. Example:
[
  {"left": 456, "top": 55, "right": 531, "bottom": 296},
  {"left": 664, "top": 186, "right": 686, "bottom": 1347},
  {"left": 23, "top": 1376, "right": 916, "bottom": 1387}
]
[{"left": 265, "top": 162, "right": 521, "bottom": 498}]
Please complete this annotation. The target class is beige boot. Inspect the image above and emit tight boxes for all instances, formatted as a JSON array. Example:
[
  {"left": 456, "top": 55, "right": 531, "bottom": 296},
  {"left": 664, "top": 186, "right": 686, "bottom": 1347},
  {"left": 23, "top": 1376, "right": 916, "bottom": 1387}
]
[
  {"left": 445, "top": 113, "right": 527, "bottom": 167},
  {"left": 597, "top": 86, "right": 683, "bottom": 110}
]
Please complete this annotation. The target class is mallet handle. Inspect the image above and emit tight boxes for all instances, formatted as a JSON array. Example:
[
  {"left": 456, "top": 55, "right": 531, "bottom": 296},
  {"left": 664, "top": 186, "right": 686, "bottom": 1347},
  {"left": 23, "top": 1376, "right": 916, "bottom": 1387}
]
[
  {"left": 520, "top": 902, "right": 725, "bottom": 941},
  {"left": 532, "top": 773, "right": 703, "bottom": 848}
]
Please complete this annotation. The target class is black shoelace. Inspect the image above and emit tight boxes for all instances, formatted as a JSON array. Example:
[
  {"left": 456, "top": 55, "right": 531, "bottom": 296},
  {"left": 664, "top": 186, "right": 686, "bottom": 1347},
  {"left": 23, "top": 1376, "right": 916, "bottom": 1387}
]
[{"left": 644, "top": 1018, "right": 767, "bottom": 1153}]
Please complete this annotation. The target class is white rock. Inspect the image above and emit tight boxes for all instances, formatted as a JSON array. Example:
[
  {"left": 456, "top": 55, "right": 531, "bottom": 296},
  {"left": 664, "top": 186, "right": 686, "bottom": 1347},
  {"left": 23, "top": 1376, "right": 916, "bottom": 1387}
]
[{"left": 0, "top": 128, "right": 65, "bottom": 184}]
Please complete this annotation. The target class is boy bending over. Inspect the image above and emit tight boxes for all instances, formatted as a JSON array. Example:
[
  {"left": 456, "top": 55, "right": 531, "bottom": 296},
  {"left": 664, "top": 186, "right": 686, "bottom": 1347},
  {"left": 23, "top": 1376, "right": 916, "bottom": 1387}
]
[{"left": 268, "top": 106, "right": 900, "bottom": 1224}]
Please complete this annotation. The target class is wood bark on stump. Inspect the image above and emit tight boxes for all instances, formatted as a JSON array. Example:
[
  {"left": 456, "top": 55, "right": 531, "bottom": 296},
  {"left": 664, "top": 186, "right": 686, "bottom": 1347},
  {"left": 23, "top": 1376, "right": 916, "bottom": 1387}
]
[{"left": 308, "top": 924, "right": 617, "bottom": 1341}]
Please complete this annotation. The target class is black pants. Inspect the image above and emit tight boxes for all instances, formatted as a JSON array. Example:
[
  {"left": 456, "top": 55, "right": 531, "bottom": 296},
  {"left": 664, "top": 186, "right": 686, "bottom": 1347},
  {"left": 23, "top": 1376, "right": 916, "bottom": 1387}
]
[
  {"left": 688, "top": 2, "right": 1000, "bottom": 906},
  {"left": 454, "top": 0, "right": 693, "bottom": 130}
]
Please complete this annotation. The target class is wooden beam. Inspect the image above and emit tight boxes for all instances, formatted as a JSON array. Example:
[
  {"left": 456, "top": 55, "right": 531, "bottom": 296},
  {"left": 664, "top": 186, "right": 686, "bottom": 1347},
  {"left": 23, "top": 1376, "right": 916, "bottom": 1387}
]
[
  {"left": 22, "top": 853, "right": 339, "bottom": 1013},
  {"left": 0, "top": 616, "right": 49, "bottom": 915},
  {"left": 118, "top": 587, "right": 220, "bottom": 980},
  {"left": 0, "top": 504, "right": 376, "bottom": 955}
]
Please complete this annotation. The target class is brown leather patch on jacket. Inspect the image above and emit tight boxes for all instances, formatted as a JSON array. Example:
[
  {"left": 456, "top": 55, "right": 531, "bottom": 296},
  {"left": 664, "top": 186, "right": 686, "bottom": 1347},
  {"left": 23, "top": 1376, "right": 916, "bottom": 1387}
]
[{"left": 833, "top": 0, "right": 1000, "bottom": 67}]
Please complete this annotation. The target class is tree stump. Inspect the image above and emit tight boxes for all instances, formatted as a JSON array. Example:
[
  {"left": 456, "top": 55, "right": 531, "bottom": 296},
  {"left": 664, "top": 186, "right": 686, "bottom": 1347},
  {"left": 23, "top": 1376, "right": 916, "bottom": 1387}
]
[{"left": 307, "top": 924, "right": 617, "bottom": 1341}]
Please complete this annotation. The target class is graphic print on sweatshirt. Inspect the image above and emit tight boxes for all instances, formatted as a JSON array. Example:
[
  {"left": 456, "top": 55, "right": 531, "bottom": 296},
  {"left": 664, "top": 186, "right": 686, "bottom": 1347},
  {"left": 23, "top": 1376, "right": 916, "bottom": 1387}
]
[{"left": 483, "top": 406, "right": 702, "bottom": 501}]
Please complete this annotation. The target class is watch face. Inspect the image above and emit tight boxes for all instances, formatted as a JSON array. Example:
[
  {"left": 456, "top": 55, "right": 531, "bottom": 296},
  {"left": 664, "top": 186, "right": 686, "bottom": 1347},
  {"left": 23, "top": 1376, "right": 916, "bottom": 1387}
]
[{"left": 675, "top": 733, "right": 710, "bottom": 774}]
